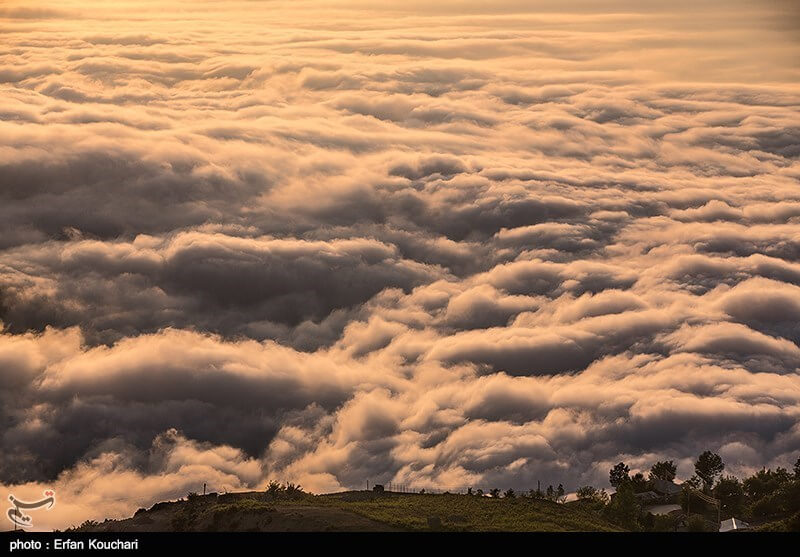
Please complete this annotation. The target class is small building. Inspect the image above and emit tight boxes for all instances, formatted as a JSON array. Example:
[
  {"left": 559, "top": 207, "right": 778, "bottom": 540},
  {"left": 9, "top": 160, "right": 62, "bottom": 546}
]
[
  {"left": 719, "top": 517, "right": 750, "bottom": 532},
  {"left": 645, "top": 503, "right": 682, "bottom": 516},
  {"left": 634, "top": 491, "right": 660, "bottom": 504},
  {"left": 652, "top": 479, "right": 682, "bottom": 496}
]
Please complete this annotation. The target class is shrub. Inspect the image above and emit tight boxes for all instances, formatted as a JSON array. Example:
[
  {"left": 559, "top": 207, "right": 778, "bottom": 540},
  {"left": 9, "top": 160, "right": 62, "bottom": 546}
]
[
  {"left": 651, "top": 513, "right": 679, "bottom": 532},
  {"left": 686, "top": 514, "right": 709, "bottom": 532},
  {"left": 576, "top": 485, "right": 609, "bottom": 504},
  {"left": 171, "top": 506, "right": 198, "bottom": 531},
  {"left": 265, "top": 480, "right": 284, "bottom": 497},
  {"left": 752, "top": 493, "right": 784, "bottom": 518},
  {"left": 785, "top": 480, "right": 800, "bottom": 513},
  {"left": 285, "top": 482, "right": 304, "bottom": 497}
]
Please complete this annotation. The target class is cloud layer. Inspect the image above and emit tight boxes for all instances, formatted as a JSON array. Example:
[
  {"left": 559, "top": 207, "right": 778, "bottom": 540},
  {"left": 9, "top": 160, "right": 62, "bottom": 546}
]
[{"left": 1, "top": 0, "right": 799, "bottom": 530}]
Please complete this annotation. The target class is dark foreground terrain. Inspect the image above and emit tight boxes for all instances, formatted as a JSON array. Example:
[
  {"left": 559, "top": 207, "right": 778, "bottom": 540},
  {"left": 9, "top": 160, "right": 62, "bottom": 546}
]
[{"left": 69, "top": 491, "right": 621, "bottom": 532}]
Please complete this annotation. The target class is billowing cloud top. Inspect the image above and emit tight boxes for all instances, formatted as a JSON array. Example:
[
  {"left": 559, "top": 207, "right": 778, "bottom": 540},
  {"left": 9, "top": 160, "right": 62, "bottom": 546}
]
[{"left": 1, "top": 0, "right": 799, "bottom": 530}]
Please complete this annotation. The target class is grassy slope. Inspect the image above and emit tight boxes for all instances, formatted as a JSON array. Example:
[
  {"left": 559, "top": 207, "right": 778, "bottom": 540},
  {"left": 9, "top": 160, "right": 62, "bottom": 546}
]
[
  {"left": 73, "top": 491, "right": 622, "bottom": 532},
  {"left": 316, "top": 492, "right": 623, "bottom": 532}
]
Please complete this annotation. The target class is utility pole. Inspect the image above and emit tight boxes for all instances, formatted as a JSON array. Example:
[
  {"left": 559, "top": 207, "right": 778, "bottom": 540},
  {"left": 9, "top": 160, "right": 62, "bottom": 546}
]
[{"left": 203, "top": 483, "right": 206, "bottom": 496}]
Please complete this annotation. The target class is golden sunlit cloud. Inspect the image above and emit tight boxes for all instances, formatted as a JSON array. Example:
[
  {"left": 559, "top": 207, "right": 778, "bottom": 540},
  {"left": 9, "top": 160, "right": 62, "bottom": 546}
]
[{"left": 0, "top": 0, "right": 799, "bottom": 531}]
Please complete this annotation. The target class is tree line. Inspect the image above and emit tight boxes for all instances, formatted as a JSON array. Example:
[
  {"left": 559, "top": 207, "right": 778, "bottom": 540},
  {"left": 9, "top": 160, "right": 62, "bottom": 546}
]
[
  {"left": 582, "top": 452, "right": 800, "bottom": 531},
  {"left": 458, "top": 452, "right": 800, "bottom": 531}
]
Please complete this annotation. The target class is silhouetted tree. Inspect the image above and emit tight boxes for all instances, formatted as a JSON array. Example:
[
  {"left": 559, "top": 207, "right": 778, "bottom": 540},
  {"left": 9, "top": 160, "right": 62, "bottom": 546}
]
[
  {"left": 576, "top": 486, "right": 609, "bottom": 504},
  {"left": 679, "top": 477, "right": 703, "bottom": 513},
  {"left": 649, "top": 460, "right": 677, "bottom": 482},
  {"left": 609, "top": 462, "right": 630, "bottom": 488},
  {"left": 603, "top": 483, "right": 639, "bottom": 530},
  {"left": 556, "top": 484, "right": 566, "bottom": 503},
  {"left": 546, "top": 485, "right": 555, "bottom": 501},
  {"left": 475, "top": 489, "right": 483, "bottom": 497},
  {"left": 575, "top": 485, "right": 597, "bottom": 501},
  {"left": 629, "top": 473, "right": 649, "bottom": 494},
  {"left": 685, "top": 475, "right": 702, "bottom": 489},
  {"left": 713, "top": 475, "right": 744, "bottom": 518},
  {"left": 744, "top": 468, "right": 792, "bottom": 501},
  {"left": 695, "top": 451, "right": 724, "bottom": 491},
  {"left": 794, "top": 457, "right": 800, "bottom": 479},
  {"left": 489, "top": 488, "right": 500, "bottom": 498},
  {"left": 504, "top": 488, "right": 516, "bottom": 499}
]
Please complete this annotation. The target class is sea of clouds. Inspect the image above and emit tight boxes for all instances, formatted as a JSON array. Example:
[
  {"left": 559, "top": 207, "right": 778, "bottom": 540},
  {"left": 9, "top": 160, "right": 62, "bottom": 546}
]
[{"left": 1, "top": 0, "right": 799, "bottom": 529}]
